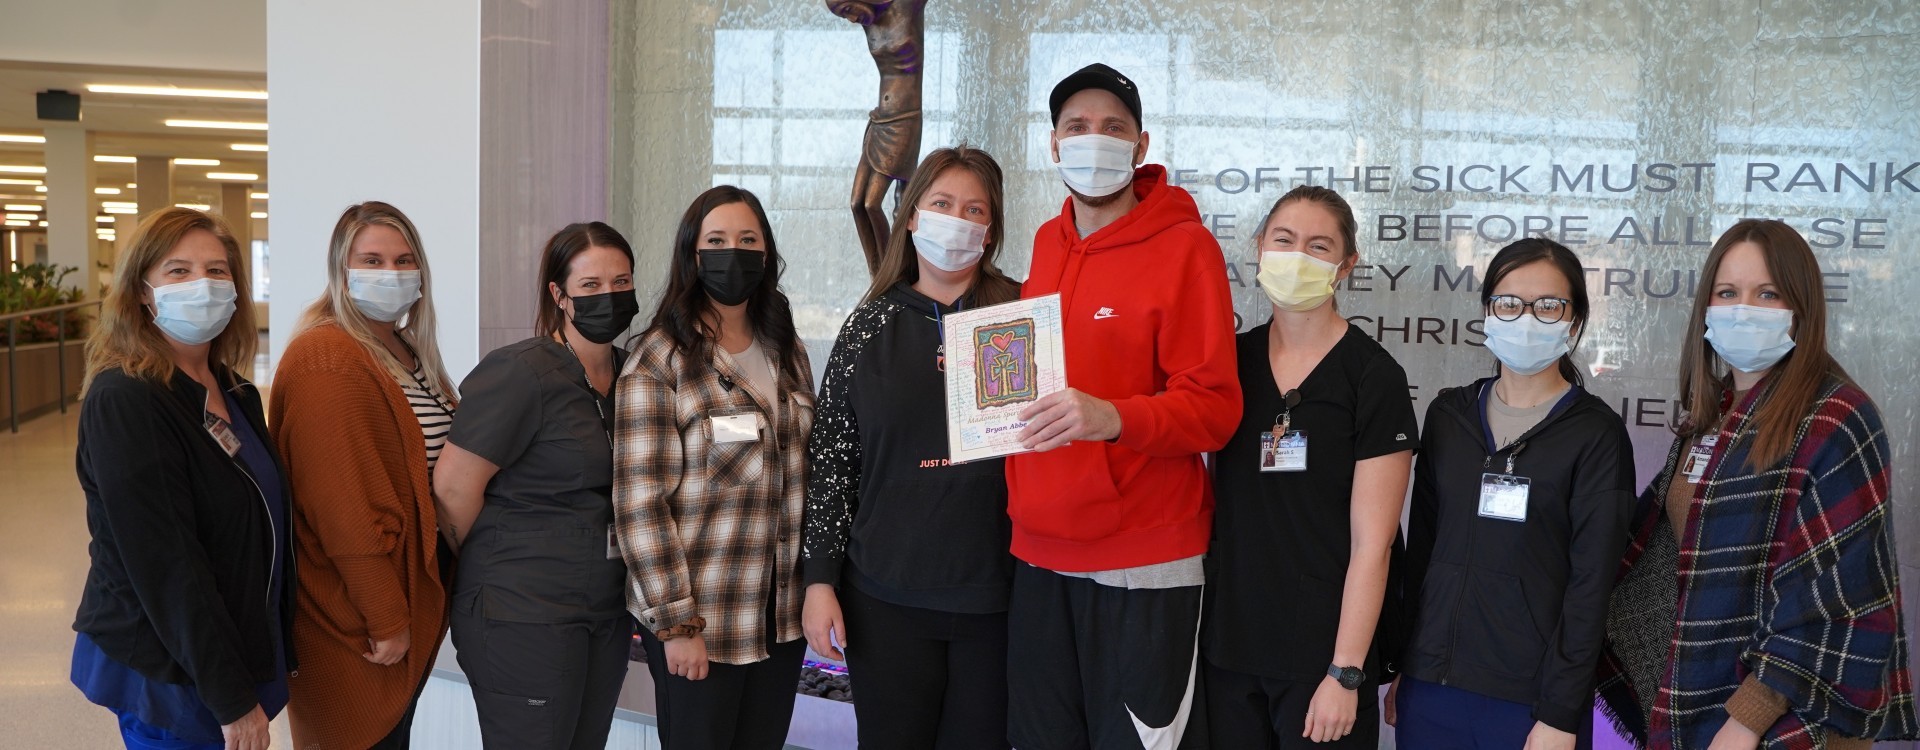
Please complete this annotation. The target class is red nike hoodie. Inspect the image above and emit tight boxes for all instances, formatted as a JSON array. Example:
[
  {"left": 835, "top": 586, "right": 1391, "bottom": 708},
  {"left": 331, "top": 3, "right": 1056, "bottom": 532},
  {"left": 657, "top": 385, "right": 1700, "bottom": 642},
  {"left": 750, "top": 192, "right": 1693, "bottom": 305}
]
[{"left": 1007, "top": 164, "right": 1242, "bottom": 572}]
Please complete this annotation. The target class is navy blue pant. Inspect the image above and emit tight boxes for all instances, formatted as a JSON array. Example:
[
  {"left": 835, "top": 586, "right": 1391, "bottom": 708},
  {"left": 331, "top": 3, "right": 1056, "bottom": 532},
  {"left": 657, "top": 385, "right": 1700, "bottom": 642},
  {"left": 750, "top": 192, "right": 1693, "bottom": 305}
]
[
  {"left": 116, "top": 711, "right": 223, "bottom": 750},
  {"left": 1394, "top": 677, "right": 1592, "bottom": 749}
]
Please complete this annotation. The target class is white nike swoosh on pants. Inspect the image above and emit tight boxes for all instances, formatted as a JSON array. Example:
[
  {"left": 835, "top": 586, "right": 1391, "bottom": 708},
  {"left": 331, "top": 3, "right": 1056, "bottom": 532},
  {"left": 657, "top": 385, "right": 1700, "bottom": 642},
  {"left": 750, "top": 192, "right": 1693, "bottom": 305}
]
[{"left": 1124, "top": 602, "right": 1201, "bottom": 750}]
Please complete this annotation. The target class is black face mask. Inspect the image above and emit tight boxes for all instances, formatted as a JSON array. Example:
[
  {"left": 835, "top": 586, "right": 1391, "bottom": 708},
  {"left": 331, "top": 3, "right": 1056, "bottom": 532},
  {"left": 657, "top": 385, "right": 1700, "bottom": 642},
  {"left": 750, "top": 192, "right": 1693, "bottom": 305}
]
[
  {"left": 565, "top": 289, "right": 640, "bottom": 345},
  {"left": 698, "top": 249, "right": 765, "bottom": 307}
]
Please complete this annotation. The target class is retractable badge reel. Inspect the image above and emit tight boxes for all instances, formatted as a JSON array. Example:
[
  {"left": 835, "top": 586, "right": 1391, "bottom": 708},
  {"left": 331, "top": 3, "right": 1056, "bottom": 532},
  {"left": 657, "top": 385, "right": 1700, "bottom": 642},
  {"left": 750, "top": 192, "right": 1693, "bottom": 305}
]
[
  {"left": 1260, "top": 389, "right": 1307, "bottom": 473},
  {"left": 1478, "top": 442, "right": 1529, "bottom": 522}
]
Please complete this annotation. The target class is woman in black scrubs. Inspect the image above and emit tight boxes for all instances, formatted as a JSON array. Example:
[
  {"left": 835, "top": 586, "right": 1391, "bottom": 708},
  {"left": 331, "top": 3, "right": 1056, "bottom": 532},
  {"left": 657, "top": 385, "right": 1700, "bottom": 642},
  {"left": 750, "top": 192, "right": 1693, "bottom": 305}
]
[
  {"left": 1205, "top": 186, "right": 1417, "bottom": 747},
  {"left": 434, "top": 222, "right": 641, "bottom": 750}
]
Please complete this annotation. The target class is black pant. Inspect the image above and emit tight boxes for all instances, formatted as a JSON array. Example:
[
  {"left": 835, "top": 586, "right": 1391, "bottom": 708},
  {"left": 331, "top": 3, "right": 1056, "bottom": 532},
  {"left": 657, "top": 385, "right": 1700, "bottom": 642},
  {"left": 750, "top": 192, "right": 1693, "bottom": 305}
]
[
  {"left": 1202, "top": 659, "right": 1377, "bottom": 749},
  {"left": 641, "top": 629, "right": 805, "bottom": 750},
  {"left": 365, "top": 657, "right": 441, "bottom": 750},
  {"left": 450, "top": 605, "right": 633, "bottom": 750},
  {"left": 1007, "top": 564, "right": 1206, "bottom": 750},
  {"left": 840, "top": 582, "right": 1009, "bottom": 750}
]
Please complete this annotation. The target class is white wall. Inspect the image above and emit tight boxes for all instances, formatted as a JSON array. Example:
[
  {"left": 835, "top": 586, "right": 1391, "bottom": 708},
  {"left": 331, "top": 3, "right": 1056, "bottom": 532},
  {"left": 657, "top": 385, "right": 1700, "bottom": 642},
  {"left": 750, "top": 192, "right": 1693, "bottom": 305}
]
[
  {"left": 2, "top": 0, "right": 265, "bottom": 72},
  {"left": 266, "top": 0, "right": 481, "bottom": 380}
]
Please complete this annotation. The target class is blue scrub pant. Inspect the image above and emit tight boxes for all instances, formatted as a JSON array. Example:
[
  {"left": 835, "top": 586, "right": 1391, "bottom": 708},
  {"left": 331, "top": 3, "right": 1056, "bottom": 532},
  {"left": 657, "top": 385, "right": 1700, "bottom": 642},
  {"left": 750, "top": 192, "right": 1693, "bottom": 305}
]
[
  {"left": 117, "top": 711, "right": 223, "bottom": 750},
  {"left": 1395, "top": 677, "right": 1592, "bottom": 749}
]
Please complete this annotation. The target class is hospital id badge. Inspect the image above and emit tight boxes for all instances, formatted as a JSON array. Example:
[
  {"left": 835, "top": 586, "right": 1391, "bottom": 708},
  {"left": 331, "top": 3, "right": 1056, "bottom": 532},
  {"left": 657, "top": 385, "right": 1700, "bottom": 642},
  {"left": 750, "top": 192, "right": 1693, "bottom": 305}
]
[
  {"left": 1682, "top": 434, "right": 1718, "bottom": 485},
  {"left": 710, "top": 413, "right": 761, "bottom": 444},
  {"left": 1478, "top": 473, "right": 1530, "bottom": 522},
  {"left": 606, "top": 524, "right": 621, "bottom": 560},
  {"left": 203, "top": 414, "right": 242, "bottom": 457},
  {"left": 1260, "top": 430, "right": 1307, "bottom": 473}
]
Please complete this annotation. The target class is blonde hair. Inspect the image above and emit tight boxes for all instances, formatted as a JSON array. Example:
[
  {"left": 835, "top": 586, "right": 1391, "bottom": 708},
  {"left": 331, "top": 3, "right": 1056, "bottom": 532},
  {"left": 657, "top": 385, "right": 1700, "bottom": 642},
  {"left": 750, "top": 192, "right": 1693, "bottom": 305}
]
[
  {"left": 83, "top": 208, "right": 258, "bottom": 392},
  {"left": 293, "top": 202, "right": 458, "bottom": 399}
]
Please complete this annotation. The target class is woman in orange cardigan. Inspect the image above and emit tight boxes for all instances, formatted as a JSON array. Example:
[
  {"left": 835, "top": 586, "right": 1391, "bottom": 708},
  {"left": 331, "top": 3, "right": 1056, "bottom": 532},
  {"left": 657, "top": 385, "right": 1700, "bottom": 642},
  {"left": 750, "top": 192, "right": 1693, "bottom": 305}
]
[{"left": 270, "top": 201, "right": 459, "bottom": 749}]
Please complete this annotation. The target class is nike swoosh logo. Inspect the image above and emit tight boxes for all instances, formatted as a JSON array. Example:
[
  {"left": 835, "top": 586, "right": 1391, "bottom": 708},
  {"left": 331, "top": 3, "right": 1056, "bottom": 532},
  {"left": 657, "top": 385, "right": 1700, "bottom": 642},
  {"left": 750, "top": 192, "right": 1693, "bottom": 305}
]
[{"left": 1124, "top": 616, "right": 1200, "bottom": 750}]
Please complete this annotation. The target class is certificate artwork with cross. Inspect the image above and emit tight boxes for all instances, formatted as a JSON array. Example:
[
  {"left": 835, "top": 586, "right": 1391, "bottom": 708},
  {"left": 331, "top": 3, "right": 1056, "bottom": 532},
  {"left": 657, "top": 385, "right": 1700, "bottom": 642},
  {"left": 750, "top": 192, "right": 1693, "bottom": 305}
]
[{"left": 942, "top": 293, "right": 1067, "bottom": 463}]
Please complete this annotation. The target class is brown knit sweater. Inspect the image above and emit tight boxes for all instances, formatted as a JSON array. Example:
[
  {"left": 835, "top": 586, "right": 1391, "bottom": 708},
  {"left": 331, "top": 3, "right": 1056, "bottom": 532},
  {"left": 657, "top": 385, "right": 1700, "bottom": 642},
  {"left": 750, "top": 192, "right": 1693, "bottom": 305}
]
[{"left": 270, "top": 324, "right": 450, "bottom": 749}]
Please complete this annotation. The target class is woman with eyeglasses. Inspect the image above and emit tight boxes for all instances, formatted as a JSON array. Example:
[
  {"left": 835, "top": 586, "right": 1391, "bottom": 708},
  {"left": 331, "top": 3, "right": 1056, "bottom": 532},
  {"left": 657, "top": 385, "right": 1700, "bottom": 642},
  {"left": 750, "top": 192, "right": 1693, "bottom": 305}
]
[{"left": 1388, "top": 238, "right": 1636, "bottom": 749}]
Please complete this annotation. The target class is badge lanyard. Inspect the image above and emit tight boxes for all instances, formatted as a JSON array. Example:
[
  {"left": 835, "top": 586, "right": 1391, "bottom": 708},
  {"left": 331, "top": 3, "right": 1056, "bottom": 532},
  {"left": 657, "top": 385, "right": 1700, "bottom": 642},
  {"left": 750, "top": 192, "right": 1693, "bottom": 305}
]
[
  {"left": 929, "top": 298, "right": 964, "bottom": 372},
  {"left": 1479, "top": 439, "right": 1530, "bottom": 522},
  {"left": 561, "top": 336, "right": 613, "bottom": 447},
  {"left": 1260, "top": 388, "right": 1306, "bottom": 473}
]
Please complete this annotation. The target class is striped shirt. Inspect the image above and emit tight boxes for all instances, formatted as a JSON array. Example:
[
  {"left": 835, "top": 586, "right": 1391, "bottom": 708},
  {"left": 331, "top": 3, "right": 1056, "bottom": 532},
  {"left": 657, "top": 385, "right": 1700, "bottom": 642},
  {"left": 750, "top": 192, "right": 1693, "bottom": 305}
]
[{"left": 396, "top": 363, "right": 454, "bottom": 470}]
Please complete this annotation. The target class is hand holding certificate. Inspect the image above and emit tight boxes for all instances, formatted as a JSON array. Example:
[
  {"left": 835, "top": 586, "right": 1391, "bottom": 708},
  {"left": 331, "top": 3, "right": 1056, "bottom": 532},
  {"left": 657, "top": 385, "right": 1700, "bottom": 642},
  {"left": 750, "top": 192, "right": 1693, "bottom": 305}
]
[{"left": 942, "top": 294, "right": 1067, "bottom": 463}]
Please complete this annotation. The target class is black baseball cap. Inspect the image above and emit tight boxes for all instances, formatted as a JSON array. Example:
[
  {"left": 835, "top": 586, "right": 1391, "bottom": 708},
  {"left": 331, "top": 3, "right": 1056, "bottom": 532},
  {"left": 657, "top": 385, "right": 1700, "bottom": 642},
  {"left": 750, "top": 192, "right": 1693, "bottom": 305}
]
[{"left": 1049, "top": 63, "right": 1142, "bottom": 130}]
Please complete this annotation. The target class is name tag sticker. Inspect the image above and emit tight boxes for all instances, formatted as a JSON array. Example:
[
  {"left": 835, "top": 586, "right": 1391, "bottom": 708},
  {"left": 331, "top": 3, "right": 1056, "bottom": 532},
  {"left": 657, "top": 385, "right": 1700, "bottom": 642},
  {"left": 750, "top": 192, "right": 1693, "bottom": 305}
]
[
  {"left": 1478, "top": 473, "right": 1530, "bottom": 522},
  {"left": 710, "top": 414, "right": 761, "bottom": 444},
  {"left": 204, "top": 415, "right": 242, "bottom": 457},
  {"left": 1683, "top": 434, "right": 1719, "bottom": 485},
  {"left": 1260, "top": 430, "right": 1308, "bottom": 473}
]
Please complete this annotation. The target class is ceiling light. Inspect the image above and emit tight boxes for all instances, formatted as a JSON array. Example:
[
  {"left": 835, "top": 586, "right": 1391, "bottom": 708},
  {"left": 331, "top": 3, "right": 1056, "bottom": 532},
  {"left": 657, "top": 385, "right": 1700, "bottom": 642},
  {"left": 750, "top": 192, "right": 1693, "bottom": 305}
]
[
  {"left": 175, "top": 203, "right": 211, "bottom": 210},
  {"left": 4, "top": 204, "right": 43, "bottom": 212},
  {"left": 94, "top": 187, "right": 121, "bottom": 195},
  {"left": 230, "top": 143, "right": 268, "bottom": 153},
  {"left": 174, "top": 158, "right": 221, "bottom": 166},
  {"left": 250, "top": 192, "right": 268, "bottom": 200},
  {"left": 0, "top": 134, "right": 46, "bottom": 144},
  {"left": 250, "top": 211, "right": 267, "bottom": 219},
  {"left": 36, "top": 221, "right": 46, "bottom": 227},
  {"left": 34, "top": 186, "right": 46, "bottom": 192},
  {"left": 0, "top": 165, "right": 47, "bottom": 174},
  {"left": 86, "top": 84, "right": 267, "bottom": 100},
  {"left": 165, "top": 120, "right": 268, "bottom": 131},
  {"left": 4, "top": 213, "right": 36, "bottom": 220},
  {"left": 101, "top": 201, "right": 136, "bottom": 209},
  {"left": 125, "top": 183, "right": 137, "bottom": 188},
  {"left": 3, "top": 221, "right": 27, "bottom": 227},
  {"left": 95, "top": 216, "right": 113, "bottom": 224},
  {"left": 94, "top": 155, "right": 136, "bottom": 163},
  {"left": 207, "top": 172, "right": 257, "bottom": 181},
  {"left": 0, "top": 178, "right": 40, "bottom": 186},
  {"left": 103, "top": 206, "right": 136, "bottom": 214}
]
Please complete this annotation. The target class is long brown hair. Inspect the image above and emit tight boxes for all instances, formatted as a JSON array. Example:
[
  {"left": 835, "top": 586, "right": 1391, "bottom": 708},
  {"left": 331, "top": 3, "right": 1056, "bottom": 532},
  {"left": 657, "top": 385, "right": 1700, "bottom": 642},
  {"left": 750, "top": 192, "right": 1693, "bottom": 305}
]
[
  {"left": 1673, "top": 219, "right": 1851, "bottom": 468},
  {"left": 83, "top": 207, "right": 257, "bottom": 392},
  {"left": 293, "top": 201, "right": 457, "bottom": 399},
  {"left": 645, "top": 186, "right": 805, "bottom": 384},
  {"left": 861, "top": 146, "right": 1021, "bottom": 307}
]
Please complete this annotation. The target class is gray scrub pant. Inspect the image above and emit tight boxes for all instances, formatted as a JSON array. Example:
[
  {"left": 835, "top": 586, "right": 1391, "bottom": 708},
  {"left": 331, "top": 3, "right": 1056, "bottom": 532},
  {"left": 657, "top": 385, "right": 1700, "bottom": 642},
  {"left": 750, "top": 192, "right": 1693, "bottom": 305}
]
[{"left": 451, "top": 606, "right": 633, "bottom": 750}]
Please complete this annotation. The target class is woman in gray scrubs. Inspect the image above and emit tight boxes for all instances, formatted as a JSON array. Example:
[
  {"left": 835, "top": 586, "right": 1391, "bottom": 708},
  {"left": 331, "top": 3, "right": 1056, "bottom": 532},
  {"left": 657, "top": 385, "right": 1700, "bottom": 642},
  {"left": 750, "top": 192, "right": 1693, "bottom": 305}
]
[{"left": 433, "top": 222, "right": 642, "bottom": 750}]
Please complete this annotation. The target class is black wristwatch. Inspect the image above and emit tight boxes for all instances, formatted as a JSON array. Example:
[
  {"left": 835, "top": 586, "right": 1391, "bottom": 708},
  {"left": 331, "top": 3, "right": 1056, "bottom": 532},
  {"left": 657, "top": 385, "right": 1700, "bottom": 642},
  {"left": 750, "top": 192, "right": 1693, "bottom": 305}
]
[{"left": 1327, "top": 664, "right": 1365, "bottom": 690}]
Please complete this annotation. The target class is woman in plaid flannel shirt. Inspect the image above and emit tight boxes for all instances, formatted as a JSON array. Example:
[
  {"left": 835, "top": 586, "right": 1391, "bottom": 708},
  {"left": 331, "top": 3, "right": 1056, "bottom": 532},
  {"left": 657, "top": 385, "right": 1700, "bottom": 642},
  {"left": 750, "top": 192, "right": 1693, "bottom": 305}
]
[
  {"left": 1600, "top": 219, "right": 1916, "bottom": 749},
  {"left": 614, "top": 186, "right": 815, "bottom": 750}
]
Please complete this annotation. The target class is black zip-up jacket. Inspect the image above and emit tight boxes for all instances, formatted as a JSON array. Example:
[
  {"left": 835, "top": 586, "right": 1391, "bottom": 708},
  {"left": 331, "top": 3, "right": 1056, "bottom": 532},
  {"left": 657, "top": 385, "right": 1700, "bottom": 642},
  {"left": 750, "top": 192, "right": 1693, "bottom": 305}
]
[
  {"left": 1401, "top": 378, "right": 1634, "bottom": 733},
  {"left": 802, "top": 282, "right": 1013, "bottom": 613},
  {"left": 72, "top": 366, "right": 296, "bottom": 725}
]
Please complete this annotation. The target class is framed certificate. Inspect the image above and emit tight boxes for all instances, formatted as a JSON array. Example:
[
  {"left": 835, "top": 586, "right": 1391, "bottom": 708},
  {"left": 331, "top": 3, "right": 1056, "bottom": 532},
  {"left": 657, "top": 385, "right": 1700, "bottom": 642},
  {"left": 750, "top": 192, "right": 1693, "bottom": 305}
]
[{"left": 942, "top": 293, "right": 1067, "bottom": 463}]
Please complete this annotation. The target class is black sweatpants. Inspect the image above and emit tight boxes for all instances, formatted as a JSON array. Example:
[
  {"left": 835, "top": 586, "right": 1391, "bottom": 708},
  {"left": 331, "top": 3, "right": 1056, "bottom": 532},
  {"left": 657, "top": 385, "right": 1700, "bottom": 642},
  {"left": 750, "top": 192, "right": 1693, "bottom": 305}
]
[
  {"left": 1007, "top": 564, "right": 1206, "bottom": 750},
  {"left": 1202, "top": 659, "right": 1377, "bottom": 749},
  {"left": 450, "top": 608, "right": 632, "bottom": 750},
  {"left": 840, "top": 582, "right": 1010, "bottom": 750},
  {"left": 641, "top": 630, "right": 805, "bottom": 750}
]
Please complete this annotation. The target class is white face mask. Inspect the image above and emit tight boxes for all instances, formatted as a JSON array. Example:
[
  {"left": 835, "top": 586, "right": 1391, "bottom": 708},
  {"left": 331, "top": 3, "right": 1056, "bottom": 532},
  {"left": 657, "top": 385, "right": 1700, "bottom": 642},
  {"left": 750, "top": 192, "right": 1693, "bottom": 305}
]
[
  {"left": 1054, "top": 134, "right": 1138, "bottom": 197},
  {"left": 1704, "top": 304, "right": 1796, "bottom": 373},
  {"left": 1482, "top": 315, "right": 1572, "bottom": 376},
  {"left": 1256, "top": 251, "right": 1341, "bottom": 312},
  {"left": 347, "top": 269, "right": 423, "bottom": 323},
  {"left": 911, "top": 210, "right": 989, "bottom": 273},
  {"left": 148, "top": 278, "right": 238, "bottom": 346}
]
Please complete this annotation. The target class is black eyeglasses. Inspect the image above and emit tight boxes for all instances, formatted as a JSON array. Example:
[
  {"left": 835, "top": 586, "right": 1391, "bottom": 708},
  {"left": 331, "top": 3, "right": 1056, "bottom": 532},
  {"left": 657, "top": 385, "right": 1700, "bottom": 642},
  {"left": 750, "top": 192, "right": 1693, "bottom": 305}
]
[{"left": 1487, "top": 294, "right": 1571, "bottom": 324}]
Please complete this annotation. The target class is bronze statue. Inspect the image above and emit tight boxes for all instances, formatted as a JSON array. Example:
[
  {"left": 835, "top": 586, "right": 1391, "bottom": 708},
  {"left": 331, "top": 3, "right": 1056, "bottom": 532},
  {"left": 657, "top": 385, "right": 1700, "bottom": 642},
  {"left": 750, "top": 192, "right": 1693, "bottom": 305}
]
[{"left": 828, "top": 0, "right": 927, "bottom": 274}]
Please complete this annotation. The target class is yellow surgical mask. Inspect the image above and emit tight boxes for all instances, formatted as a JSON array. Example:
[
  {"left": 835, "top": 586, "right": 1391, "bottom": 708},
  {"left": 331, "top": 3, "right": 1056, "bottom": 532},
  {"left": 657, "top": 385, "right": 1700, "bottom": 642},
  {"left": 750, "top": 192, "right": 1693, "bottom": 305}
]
[{"left": 1256, "top": 251, "right": 1341, "bottom": 312}]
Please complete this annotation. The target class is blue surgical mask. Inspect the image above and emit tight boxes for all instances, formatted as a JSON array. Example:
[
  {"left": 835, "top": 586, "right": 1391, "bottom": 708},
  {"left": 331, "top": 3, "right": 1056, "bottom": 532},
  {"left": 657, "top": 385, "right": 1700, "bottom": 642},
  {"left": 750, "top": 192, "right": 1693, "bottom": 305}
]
[
  {"left": 347, "top": 269, "right": 422, "bottom": 323},
  {"left": 148, "top": 278, "right": 237, "bottom": 345},
  {"left": 1482, "top": 315, "right": 1571, "bottom": 376},
  {"left": 1704, "top": 304, "right": 1795, "bottom": 373}
]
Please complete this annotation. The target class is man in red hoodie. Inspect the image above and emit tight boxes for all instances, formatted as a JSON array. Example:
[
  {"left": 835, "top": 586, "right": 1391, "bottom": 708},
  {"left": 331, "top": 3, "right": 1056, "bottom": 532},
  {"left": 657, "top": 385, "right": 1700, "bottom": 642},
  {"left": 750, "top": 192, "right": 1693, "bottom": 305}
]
[{"left": 1006, "top": 63, "right": 1242, "bottom": 750}]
